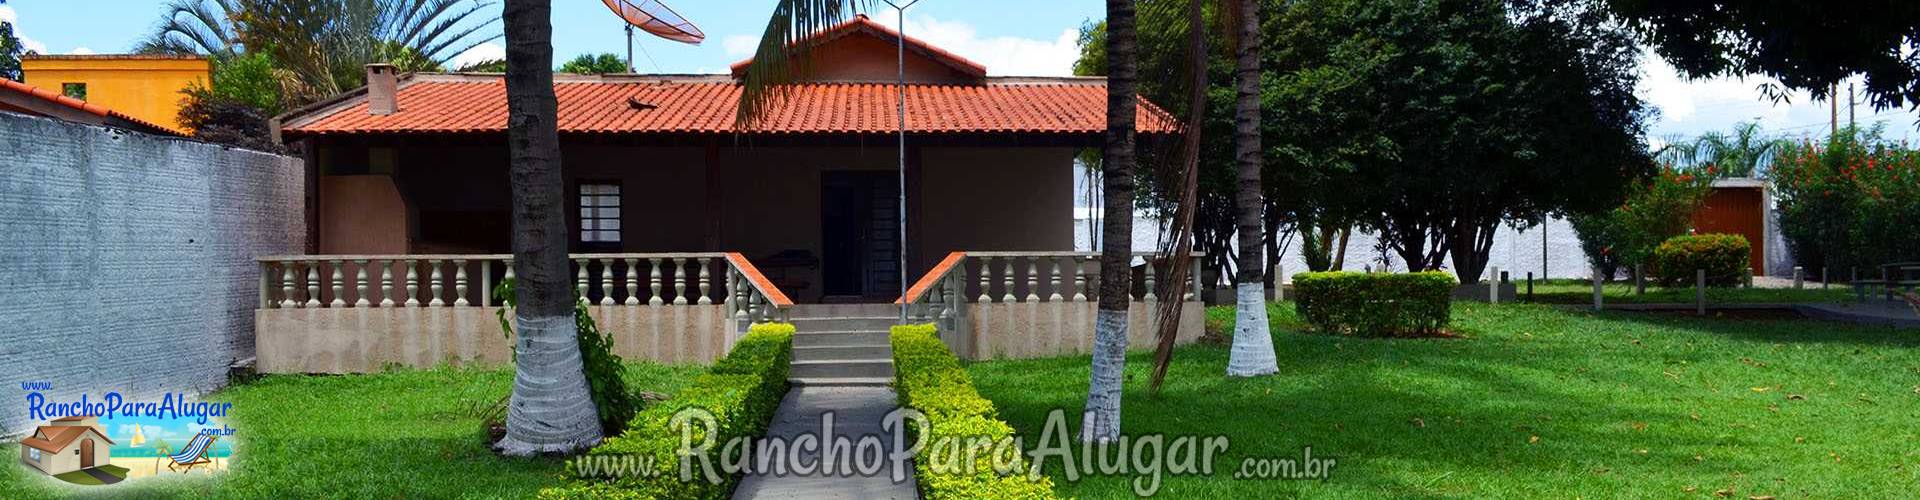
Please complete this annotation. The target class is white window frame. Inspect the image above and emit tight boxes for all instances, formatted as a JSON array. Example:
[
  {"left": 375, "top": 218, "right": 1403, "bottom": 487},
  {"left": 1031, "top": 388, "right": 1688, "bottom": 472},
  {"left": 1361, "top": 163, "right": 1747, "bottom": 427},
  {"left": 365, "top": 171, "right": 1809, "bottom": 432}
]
[{"left": 578, "top": 182, "right": 623, "bottom": 244}]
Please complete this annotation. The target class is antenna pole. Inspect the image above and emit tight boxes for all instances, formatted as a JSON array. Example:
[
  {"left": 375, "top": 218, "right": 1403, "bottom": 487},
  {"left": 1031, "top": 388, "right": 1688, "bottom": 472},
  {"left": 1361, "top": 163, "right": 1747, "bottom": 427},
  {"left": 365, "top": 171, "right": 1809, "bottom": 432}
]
[
  {"left": 886, "top": 0, "right": 921, "bottom": 321},
  {"left": 626, "top": 24, "right": 635, "bottom": 73}
]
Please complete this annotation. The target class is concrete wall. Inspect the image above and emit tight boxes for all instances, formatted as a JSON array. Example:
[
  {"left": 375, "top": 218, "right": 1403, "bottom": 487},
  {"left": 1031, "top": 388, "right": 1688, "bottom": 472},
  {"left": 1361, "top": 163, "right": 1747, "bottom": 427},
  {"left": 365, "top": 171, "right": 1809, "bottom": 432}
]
[
  {"left": 319, "top": 175, "right": 410, "bottom": 254},
  {"left": 961, "top": 301, "right": 1203, "bottom": 360},
  {"left": 255, "top": 305, "right": 735, "bottom": 373},
  {"left": 0, "top": 112, "right": 305, "bottom": 438}
]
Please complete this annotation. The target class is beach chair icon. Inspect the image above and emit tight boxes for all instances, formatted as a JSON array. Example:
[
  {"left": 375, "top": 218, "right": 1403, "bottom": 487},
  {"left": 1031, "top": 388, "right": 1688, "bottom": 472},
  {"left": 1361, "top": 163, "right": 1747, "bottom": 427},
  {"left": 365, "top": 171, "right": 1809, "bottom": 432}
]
[{"left": 165, "top": 431, "right": 218, "bottom": 473}]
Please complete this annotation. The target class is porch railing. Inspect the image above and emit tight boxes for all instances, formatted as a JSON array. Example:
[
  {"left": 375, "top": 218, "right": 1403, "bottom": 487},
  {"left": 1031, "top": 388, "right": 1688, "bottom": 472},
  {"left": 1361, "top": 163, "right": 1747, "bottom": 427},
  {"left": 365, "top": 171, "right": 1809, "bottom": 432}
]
[{"left": 254, "top": 252, "right": 791, "bottom": 324}]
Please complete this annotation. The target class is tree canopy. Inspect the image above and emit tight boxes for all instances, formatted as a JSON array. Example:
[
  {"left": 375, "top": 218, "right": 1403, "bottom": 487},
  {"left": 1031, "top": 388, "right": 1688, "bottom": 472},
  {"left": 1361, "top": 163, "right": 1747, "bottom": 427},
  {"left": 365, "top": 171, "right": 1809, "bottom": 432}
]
[{"left": 558, "top": 53, "right": 626, "bottom": 74}]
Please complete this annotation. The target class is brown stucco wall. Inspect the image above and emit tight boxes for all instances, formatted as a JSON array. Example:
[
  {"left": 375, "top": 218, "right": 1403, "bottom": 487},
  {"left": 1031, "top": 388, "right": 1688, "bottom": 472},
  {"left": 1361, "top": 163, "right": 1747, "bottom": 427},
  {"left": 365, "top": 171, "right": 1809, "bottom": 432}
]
[
  {"left": 798, "top": 33, "right": 978, "bottom": 84},
  {"left": 318, "top": 175, "right": 410, "bottom": 254}
]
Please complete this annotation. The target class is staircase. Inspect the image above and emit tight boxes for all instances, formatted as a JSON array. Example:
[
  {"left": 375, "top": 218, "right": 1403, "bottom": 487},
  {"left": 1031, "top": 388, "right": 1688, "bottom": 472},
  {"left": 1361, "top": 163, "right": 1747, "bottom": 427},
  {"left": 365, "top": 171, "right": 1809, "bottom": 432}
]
[{"left": 787, "top": 304, "right": 899, "bottom": 386}]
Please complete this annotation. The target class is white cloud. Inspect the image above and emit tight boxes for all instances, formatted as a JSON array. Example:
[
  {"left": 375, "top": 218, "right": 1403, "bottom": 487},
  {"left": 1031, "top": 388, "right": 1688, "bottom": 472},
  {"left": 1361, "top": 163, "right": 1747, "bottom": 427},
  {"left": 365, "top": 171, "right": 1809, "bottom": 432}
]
[
  {"left": 69, "top": 47, "right": 93, "bottom": 55},
  {"left": 901, "top": 15, "right": 1079, "bottom": 77},
  {"left": 722, "top": 35, "right": 759, "bottom": 58},
  {"left": 0, "top": 6, "right": 47, "bottom": 55},
  {"left": 448, "top": 42, "right": 506, "bottom": 70}
]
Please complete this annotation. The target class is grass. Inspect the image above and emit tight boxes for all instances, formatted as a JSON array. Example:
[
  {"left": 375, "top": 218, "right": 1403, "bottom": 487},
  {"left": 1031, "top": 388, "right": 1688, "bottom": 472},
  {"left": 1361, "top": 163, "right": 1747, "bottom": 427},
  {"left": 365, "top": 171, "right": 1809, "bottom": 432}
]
[
  {"left": 968, "top": 302, "right": 1920, "bottom": 498},
  {"left": 1521, "top": 279, "right": 1854, "bottom": 305},
  {"left": 0, "top": 362, "right": 703, "bottom": 499}
]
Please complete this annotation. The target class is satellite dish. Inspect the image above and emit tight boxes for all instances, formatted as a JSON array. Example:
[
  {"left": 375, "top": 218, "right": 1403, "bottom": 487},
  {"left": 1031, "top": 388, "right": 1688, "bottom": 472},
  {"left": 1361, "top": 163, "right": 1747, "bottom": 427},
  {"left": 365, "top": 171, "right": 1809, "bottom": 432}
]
[{"left": 602, "top": 0, "right": 705, "bottom": 45}]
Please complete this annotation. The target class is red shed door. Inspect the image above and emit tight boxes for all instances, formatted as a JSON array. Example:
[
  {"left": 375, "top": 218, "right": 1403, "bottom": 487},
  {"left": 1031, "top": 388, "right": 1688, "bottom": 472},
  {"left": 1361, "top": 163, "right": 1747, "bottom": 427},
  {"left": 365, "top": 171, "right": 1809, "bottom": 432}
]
[{"left": 1691, "top": 186, "right": 1766, "bottom": 275}]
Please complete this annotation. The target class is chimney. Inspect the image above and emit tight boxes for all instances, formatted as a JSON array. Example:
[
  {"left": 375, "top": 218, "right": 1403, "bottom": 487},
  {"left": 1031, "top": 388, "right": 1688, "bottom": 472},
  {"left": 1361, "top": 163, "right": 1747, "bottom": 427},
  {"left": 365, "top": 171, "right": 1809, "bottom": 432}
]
[{"left": 366, "top": 63, "right": 398, "bottom": 116}]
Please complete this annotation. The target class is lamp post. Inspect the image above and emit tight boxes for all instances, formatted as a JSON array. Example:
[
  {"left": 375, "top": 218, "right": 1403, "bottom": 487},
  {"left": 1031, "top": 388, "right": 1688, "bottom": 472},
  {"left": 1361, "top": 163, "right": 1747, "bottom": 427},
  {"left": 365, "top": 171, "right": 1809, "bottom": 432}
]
[{"left": 884, "top": 0, "right": 922, "bottom": 321}]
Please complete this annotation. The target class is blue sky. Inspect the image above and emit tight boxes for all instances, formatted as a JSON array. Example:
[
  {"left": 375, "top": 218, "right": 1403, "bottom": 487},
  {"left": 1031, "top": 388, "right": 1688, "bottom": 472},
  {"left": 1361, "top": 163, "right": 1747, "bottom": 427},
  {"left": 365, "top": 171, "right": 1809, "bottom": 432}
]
[{"left": 2, "top": 0, "right": 1914, "bottom": 143}]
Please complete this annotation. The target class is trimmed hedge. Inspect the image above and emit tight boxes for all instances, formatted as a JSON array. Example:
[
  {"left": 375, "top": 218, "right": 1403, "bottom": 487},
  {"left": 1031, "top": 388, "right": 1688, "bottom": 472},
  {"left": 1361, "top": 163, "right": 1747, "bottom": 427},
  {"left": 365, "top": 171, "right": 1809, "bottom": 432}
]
[
  {"left": 1293, "top": 272, "right": 1454, "bottom": 337},
  {"left": 1652, "top": 233, "right": 1751, "bottom": 287},
  {"left": 540, "top": 323, "right": 794, "bottom": 500},
  {"left": 891, "top": 324, "right": 1057, "bottom": 500}
]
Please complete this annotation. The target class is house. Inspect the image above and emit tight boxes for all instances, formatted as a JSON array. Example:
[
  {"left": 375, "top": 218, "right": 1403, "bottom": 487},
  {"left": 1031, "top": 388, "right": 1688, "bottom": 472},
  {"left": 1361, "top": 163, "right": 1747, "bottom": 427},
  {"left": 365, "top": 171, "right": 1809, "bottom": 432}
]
[
  {"left": 0, "top": 78, "right": 182, "bottom": 136},
  {"left": 253, "top": 15, "right": 1201, "bottom": 371},
  {"left": 19, "top": 54, "right": 210, "bottom": 134},
  {"left": 18, "top": 416, "right": 114, "bottom": 476}
]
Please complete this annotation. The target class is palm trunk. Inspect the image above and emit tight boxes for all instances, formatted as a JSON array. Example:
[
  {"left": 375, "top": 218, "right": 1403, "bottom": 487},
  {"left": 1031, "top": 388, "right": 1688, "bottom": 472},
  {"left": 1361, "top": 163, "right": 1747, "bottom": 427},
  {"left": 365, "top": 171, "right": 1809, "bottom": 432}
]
[
  {"left": 1084, "top": 0, "right": 1138, "bottom": 443},
  {"left": 1226, "top": 0, "right": 1277, "bottom": 378},
  {"left": 495, "top": 0, "right": 603, "bottom": 456}
]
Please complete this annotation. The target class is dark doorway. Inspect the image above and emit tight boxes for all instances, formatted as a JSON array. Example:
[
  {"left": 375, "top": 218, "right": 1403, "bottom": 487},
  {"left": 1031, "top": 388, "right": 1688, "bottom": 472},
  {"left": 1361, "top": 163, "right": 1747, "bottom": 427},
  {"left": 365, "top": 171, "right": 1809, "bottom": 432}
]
[{"left": 821, "top": 171, "right": 901, "bottom": 300}]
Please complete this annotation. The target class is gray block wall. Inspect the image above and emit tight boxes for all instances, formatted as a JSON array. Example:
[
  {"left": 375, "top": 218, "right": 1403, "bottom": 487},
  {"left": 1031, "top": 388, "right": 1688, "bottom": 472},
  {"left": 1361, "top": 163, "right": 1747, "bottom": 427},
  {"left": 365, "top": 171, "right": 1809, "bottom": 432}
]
[{"left": 0, "top": 112, "right": 305, "bottom": 438}]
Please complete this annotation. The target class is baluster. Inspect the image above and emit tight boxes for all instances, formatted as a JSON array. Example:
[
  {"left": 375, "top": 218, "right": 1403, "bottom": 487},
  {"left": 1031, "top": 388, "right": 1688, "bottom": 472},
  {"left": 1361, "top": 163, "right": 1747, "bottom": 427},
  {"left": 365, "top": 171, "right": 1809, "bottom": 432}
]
[
  {"left": 454, "top": 259, "right": 470, "bottom": 306},
  {"left": 259, "top": 262, "right": 272, "bottom": 308},
  {"left": 732, "top": 269, "right": 749, "bottom": 321},
  {"left": 429, "top": 260, "right": 446, "bottom": 306},
  {"left": 648, "top": 258, "right": 664, "bottom": 306},
  {"left": 1144, "top": 258, "right": 1158, "bottom": 302},
  {"left": 354, "top": 259, "right": 371, "bottom": 307},
  {"left": 1085, "top": 256, "right": 1100, "bottom": 302},
  {"left": 404, "top": 260, "right": 420, "bottom": 307},
  {"left": 1072, "top": 256, "right": 1088, "bottom": 302},
  {"left": 304, "top": 262, "right": 320, "bottom": 308},
  {"left": 1026, "top": 257, "right": 1041, "bottom": 302},
  {"left": 977, "top": 257, "right": 993, "bottom": 303},
  {"left": 280, "top": 261, "right": 297, "bottom": 308},
  {"left": 1049, "top": 257, "right": 1065, "bottom": 302},
  {"left": 1002, "top": 257, "right": 1017, "bottom": 303},
  {"left": 599, "top": 258, "right": 615, "bottom": 306},
  {"left": 381, "top": 259, "right": 397, "bottom": 307},
  {"left": 479, "top": 259, "right": 492, "bottom": 307},
  {"left": 939, "top": 278, "right": 957, "bottom": 321},
  {"left": 671, "top": 258, "right": 688, "bottom": 305},
  {"left": 504, "top": 259, "right": 516, "bottom": 282},
  {"left": 746, "top": 290, "right": 762, "bottom": 322},
  {"left": 328, "top": 260, "right": 346, "bottom": 307},
  {"left": 574, "top": 259, "right": 588, "bottom": 301},
  {"left": 696, "top": 258, "right": 713, "bottom": 305},
  {"left": 623, "top": 258, "right": 640, "bottom": 305}
]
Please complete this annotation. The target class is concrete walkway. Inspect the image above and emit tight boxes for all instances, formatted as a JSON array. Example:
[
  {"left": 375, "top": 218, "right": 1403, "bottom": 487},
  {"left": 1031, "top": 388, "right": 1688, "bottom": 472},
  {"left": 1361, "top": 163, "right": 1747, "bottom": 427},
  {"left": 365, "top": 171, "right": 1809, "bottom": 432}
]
[{"left": 732, "top": 386, "right": 917, "bottom": 499}]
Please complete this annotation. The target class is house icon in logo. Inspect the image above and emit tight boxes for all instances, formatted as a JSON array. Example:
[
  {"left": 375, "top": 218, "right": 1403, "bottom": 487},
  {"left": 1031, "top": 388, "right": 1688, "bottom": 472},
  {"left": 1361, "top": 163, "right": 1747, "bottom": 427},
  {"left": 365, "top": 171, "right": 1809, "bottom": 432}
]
[{"left": 18, "top": 416, "right": 115, "bottom": 477}]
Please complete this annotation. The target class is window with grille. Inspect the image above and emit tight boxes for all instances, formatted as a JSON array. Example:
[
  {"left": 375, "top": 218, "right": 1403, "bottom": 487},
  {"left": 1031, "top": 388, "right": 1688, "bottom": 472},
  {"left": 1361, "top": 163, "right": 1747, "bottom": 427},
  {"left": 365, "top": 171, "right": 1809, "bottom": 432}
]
[{"left": 579, "top": 183, "right": 622, "bottom": 244}]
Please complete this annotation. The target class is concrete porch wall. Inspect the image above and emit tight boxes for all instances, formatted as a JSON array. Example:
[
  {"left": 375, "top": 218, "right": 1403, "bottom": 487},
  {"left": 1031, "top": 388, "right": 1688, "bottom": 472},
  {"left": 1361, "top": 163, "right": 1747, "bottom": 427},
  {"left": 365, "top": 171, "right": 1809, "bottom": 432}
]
[
  {"left": 255, "top": 304, "right": 735, "bottom": 373},
  {"left": 960, "top": 301, "right": 1204, "bottom": 360}
]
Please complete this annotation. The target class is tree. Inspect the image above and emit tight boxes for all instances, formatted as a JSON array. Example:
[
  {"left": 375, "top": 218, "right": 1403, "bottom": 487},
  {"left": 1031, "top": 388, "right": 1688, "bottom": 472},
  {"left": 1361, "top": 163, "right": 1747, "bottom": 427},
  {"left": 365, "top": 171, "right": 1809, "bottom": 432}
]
[
  {"left": 141, "top": 0, "right": 500, "bottom": 106},
  {"left": 1689, "top": 122, "right": 1787, "bottom": 178},
  {"left": 2, "top": 17, "right": 27, "bottom": 82},
  {"left": 178, "top": 86, "right": 282, "bottom": 152},
  {"left": 458, "top": 58, "right": 507, "bottom": 72},
  {"left": 494, "top": 0, "right": 603, "bottom": 456},
  {"left": 558, "top": 53, "right": 627, "bottom": 74},
  {"left": 1084, "top": 0, "right": 1139, "bottom": 443},
  {"left": 1224, "top": 0, "right": 1276, "bottom": 377},
  {"left": 1606, "top": 0, "right": 1920, "bottom": 111}
]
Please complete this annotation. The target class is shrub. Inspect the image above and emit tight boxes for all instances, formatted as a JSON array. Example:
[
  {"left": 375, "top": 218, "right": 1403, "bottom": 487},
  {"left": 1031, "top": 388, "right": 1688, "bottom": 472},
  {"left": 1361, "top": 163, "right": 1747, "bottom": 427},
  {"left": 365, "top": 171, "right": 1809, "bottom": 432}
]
[
  {"left": 1570, "top": 166, "right": 1714, "bottom": 279},
  {"left": 1651, "top": 234, "right": 1751, "bottom": 286},
  {"left": 1772, "top": 126, "right": 1920, "bottom": 273},
  {"left": 541, "top": 323, "right": 793, "bottom": 500},
  {"left": 1292, "top": 272, "right": 1454, "bottom": 337},
  {"left": 891, "top": 324, "right": 1057, "bottom": 500}
]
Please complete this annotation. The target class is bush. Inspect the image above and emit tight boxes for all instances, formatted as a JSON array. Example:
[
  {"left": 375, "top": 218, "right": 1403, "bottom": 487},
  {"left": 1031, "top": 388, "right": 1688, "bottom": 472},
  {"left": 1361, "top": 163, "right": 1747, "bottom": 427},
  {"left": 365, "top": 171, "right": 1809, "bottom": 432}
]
[
  {"left": 891, "top": 324, "right": 1057, "bottom": 500},
  {"left": 1772, "top": 126, "right": 1920, "bottom": 273},
  {"left": 1570, "top": 166, "right": 1714, "bottom": 279},
  {"left": 1651, "top": 234, "right": 1751, "bottom": 286},
  {"left": 1292, "top": 272, "right": 1454, "bottom": 337},
  {"left": 542, "top": 323, "right": 793, "bottom": 500}
]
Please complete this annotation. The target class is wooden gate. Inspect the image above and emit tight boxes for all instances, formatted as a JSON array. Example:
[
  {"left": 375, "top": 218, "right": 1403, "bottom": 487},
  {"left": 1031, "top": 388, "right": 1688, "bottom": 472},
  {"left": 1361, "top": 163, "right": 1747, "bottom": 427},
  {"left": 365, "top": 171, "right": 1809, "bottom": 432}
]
[{"left": 1691, "top": 184, "right": 1766, "bottom": 275}]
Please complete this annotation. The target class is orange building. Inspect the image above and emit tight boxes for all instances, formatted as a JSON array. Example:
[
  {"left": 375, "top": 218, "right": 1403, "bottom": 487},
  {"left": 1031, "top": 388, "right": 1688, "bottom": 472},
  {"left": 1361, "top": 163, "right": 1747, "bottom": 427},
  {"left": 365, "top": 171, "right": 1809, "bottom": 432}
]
[{"left": 20, "top": 54, "right": 210, "bottom": 134}]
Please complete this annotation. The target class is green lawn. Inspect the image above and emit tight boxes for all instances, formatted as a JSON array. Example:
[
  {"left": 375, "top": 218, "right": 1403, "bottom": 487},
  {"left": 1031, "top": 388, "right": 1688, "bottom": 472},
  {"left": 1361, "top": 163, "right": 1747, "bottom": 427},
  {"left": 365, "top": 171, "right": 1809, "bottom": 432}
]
[
  {"left": 969, "top": 302, "right": 1920, "bottom": 498},
  {"left": 1, "top": 362, "right": 703, "bottom": 499},
  {"left": 1521, "top": 279, "right": 1854, "bottom": 305}
]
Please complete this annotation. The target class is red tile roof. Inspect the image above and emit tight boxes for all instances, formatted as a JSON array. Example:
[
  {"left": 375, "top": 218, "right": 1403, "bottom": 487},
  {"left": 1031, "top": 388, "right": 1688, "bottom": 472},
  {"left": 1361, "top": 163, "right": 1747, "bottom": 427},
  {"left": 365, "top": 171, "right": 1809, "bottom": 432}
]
[
  {"left": 281, "top": 75, "right": 1180, "bottom": 137},
  {"left": 727, "top": 14, "right": 988, "bottom": 80},
  {"left": 0, "top": 78, "right": 183, "bottom": 136},
  {"left": 20, "top": 425, "right": 114, "bottom": 453}
]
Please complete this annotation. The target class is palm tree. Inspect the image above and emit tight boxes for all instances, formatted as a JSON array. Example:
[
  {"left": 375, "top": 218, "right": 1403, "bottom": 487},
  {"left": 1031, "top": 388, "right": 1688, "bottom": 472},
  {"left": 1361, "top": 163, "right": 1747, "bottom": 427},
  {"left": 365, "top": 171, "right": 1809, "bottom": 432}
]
[
  {"left": 140, "top": 0, "right": 500, "bottom": 104},
  {"left": 1224, "top": 0, "right": 1277, "bottom": 377},
  {"left": 493, "top": 0, "right": 603, "bottom": 456},
  {"left": 1696, "top": 121, "right": 1784, "bottom": 177},
  {"left": 1083, "top": 0, "right": 1139, "bottom": 442}
]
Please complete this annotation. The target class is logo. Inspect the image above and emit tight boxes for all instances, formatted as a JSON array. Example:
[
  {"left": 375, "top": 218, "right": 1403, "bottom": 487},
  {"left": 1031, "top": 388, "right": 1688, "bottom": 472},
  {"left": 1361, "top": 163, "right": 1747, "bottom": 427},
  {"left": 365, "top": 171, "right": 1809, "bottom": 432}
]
[{"left": 16, "top": 382, "right": 236, "bottom": 486}]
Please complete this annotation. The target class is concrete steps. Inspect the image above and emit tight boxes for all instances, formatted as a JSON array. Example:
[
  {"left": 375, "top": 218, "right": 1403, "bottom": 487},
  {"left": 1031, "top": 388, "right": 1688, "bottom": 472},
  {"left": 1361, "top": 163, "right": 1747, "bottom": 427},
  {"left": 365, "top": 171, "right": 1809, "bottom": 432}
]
[{"left": 785, "top": 309, "right": 898, "bottom": 387}]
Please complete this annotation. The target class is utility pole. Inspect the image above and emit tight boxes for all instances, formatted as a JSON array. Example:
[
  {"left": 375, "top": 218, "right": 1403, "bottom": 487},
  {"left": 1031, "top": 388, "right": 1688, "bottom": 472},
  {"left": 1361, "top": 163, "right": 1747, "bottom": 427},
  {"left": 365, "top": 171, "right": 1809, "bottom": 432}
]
[
  {"left": 1849, "top": 83, "right": 1857, "bottom": 127},
  {"left": 1830, "top": 83, "right": 1839, "bottom": 136}
]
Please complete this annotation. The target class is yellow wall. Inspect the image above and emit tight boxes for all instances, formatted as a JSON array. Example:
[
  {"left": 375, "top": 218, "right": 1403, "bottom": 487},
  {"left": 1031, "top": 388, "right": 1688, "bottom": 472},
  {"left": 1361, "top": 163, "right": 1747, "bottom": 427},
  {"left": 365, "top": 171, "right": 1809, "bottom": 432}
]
[{"left": 21, "top": 55, "right": 210, "bottom": 133}]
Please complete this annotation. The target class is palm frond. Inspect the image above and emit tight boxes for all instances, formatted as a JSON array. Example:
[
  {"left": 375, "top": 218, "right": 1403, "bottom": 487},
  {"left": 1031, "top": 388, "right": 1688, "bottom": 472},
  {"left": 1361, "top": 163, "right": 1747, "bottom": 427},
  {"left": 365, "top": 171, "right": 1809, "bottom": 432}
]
[
  {"left": 407, "top": 1, "right": 499, "bottom": 62},
  {"left": 736, "top": 0, "right": 874, "bottom": 128}
]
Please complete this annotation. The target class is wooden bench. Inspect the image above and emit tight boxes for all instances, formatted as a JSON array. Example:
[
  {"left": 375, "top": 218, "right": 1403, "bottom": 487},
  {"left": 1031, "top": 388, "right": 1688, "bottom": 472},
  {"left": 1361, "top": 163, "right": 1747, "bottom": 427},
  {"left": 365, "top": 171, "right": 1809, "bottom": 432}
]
[{"left": 1855, "top": 262, "right": 1920, "bottom": 302}]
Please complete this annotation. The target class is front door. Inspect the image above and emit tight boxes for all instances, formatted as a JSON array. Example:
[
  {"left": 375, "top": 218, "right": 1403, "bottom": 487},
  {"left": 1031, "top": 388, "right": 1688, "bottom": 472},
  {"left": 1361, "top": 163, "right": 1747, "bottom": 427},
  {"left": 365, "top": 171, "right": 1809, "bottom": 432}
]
[
  {"left": 821, "top": 172, "right": 900, "bottom": 300},
  {"left": 80, "top": 439, "right": 94, "bottom": 468}
]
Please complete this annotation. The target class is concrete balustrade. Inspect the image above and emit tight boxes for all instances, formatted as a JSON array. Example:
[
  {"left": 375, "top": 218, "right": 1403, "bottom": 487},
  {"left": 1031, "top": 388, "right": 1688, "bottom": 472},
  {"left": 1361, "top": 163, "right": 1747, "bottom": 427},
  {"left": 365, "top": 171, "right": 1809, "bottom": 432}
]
[
  {"left": 899, "top": 251, "right": 1205, "bottom": 360},
  {"left": 254, "top": 253, "right": 792, "bottom": 373}
]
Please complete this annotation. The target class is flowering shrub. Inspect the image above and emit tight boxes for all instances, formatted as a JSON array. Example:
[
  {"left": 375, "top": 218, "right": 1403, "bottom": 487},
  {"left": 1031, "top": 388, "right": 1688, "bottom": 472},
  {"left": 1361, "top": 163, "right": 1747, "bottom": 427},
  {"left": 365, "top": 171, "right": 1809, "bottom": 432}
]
[
  {"left": 1771, "top": 127, "right": 1920, "bottom": 273},
  {"left": 1571, "top": 166, "right": 1714, "bottom": 279}
]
